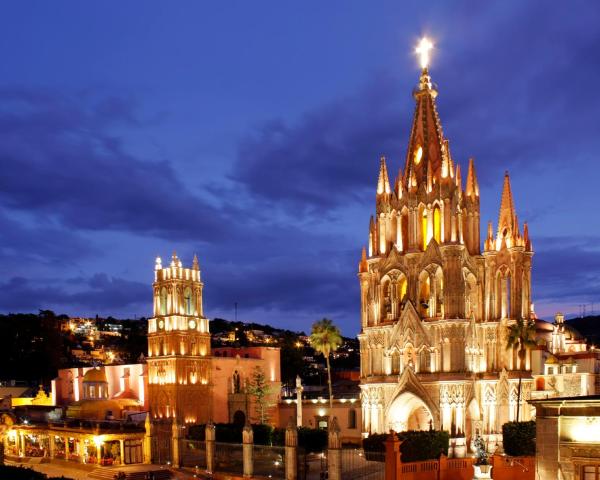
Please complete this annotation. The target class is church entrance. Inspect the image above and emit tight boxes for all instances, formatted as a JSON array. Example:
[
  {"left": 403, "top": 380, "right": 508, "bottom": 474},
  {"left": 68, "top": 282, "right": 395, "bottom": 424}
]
[{"left": 387, "top": 392, "right": 433, "bottom": 432}]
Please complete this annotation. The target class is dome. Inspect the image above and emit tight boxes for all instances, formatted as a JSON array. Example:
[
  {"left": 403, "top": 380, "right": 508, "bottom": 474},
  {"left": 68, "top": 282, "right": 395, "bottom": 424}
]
[{"left": 83, "top": 367, "right": 108, "bottom": 383}]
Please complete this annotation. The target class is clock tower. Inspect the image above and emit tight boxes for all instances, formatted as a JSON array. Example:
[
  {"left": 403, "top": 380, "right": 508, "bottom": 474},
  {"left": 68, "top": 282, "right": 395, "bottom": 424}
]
[{"left": 147, "top": 252, "right": 212, "bottom": 425}]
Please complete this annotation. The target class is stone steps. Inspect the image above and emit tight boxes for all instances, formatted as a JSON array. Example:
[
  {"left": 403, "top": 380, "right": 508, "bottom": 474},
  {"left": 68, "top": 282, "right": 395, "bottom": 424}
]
[{"left": 88, "top": 467, "right": 173, "bottom": 480}]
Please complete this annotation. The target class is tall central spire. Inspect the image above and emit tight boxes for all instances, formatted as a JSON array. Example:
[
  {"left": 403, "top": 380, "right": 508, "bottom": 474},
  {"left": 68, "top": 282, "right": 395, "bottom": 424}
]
[{"left": 403, "top": 41, "right": 448, "bottom": 191}]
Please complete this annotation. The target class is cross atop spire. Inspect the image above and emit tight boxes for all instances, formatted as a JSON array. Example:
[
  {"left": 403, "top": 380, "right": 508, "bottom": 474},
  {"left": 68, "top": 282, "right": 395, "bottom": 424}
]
[{"left": 415, "top": 37, "right": 433, "bottom": 70}]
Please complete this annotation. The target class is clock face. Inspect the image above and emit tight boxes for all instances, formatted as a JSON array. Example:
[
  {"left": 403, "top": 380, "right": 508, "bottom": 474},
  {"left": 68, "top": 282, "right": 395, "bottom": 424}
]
[
  {"left": 158, "top": 319, "right": 165, "bottom": 330},
  {"left": 188, "top": 319, "right": 197, "bottom": 330}
]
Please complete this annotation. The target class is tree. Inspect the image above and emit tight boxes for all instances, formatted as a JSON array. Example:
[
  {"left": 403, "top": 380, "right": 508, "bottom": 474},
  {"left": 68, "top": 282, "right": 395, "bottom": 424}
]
[
  {"left": 246, "top": 366, "right": 272, "bottom": 424},
  {"left": 505, "top": 317, "right": 537, "bottom": 421},
  {"left": 309, "top": 318, "right": 342, "bottom": 412}
]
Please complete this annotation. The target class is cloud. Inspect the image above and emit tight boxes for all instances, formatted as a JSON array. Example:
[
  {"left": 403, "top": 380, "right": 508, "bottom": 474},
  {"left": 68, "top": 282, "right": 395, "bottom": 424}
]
[
  {"left": 533, "top": 237, "right": 600, "bottom": 307},
  {"left": 0, "top": 274, "right": 148, "bottom": 314},
  {"left": 0, "top": 88, "right": 235, "bottom": 242},
  {"left": 231, "top": 2, "right": 600, "bottom": 214},
  {"left": 231, "top": 74, "right": 407, "bottom": 214}
]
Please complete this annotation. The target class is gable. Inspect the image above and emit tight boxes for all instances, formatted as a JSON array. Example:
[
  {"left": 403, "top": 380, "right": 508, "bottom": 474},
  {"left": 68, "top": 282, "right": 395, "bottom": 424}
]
[{"left": 388, "top": 301, "right": 430, "bottom": 349}]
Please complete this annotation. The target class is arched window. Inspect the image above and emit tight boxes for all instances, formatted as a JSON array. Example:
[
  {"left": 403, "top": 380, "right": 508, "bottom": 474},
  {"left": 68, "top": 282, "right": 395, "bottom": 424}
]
[
  {"left": 418, "top": 271, "right": 431, "bottom": 317},
  {"left": 382, "top": 281, "right": 392, "bottom": 319},
  {"left": 160, "top": 288, "right": 168, "bottom": 315},
  {"left": 401, "top": 211, "right": 409, "bottom": 252},
  {"left": 422, "top": 210, "right": 428, "bottom": 250},
  {"left": 391, "top": 351, "right": 400, "bottom": 374},
  {"left": 348, "top": 409, "right": 357, "bottom": 429},
  {"left": 433, "top": 206, "right": 441, "bottom": 243},
  {"left": 184, "top": 287, "right": 194, "bottom": 315}
]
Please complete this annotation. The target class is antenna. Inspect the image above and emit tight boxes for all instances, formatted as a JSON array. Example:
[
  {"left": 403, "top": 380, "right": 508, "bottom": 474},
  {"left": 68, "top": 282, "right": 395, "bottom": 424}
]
[{"left": 235, "top": 302, "right": 238, "bottom": 323}]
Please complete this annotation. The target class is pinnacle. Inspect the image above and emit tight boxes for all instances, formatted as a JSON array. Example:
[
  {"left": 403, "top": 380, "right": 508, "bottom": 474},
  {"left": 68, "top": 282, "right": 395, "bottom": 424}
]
[
  {"left": 377, "top": 156, "right": 391, "bottom": 195},
  {"left": 359, "top": 247, "right": 369, "bottom": 273},
  {"left": 466, "top": 158, "right": 479, "bottom": 198}
]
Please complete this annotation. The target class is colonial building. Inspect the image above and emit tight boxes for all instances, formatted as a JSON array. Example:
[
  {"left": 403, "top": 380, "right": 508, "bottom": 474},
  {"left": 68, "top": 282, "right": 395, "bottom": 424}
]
[
  {"left": 530, "top": 313, "right": 600, "bottom": 401},
  {"left": 530, "top": 395, "right": 600, "bottom": 480},
  {"left": 358, "top": 54, "right": 535, "bottom": 444}
]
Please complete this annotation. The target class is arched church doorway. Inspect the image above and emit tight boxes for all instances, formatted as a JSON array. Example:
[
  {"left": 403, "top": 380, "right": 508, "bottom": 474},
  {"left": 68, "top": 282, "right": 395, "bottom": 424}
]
[
  {"left": 387, "top": 392, "right": 433, "bottom": 432},
  {"left": 232, "top": 410, "right": 246, "bottom": 427}
]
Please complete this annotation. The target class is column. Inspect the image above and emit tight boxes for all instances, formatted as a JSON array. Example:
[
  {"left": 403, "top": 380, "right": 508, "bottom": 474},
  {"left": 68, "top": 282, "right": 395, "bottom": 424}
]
[
  {"left": 119, "top": 439, "right": 125, "bottom": 465},
  {"left": 205, "top": 421, "right": 215, "bottom": 475},
  {"left": 242, "top": 421, "right": 253, "bottom": 478},
  {"left": 295, "top": 376, "right": 303, "bottom": 427},
  {"left": 19, "top": 432, "right": 25, "bottom": 457},
  {"left": 384, "top": 432, "right": 402, "bottom": 480},
  {"left": 327, "top": 417, "right": 341, "bottom": 480},
  {"left": 49, "top": 435, "right": 55, "bottom": 459},
  {"left": 285, "top": 418, "right": 298, "bottom": 480},
  {"left": 171, "top": 421, "right": 181, "bottom": 468},
  {"left": 64, "top": 436, "right": 69, "bottom": 459},
  {"left": 143, "top": 415, "right": 152, "bottom": 464},
  {"left": 78, "top": 439, "right": 85, "bottom": 464}
]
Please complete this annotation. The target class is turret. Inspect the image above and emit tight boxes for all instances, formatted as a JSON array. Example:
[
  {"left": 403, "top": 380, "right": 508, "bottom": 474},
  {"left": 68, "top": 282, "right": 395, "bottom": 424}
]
[
  {"left": 377, "top": 156, "right": 391, "bottom": 196},
  {"left": 465, "top": 158, "right": 479, "bottom": 199}
]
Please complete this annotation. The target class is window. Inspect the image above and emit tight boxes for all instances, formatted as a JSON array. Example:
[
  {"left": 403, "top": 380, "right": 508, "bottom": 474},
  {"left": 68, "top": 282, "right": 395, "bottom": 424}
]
[
  {"left": 433, "top": 206, "right": 441, "bottom": 243},
  {"left": 422, "top": 211, "right": 428, "bottom": 250},
  {"left": 160, "top": 288, "right": 168, "bottom": 315},
  {"left": 583, "top": 465, "right": 600, "bottom": 480},
  {"left": 184, "top": 287, "right": 193, "bottom": 315},
  {"left": 348, "top": 409, "right": 357, "bottom": 429}
]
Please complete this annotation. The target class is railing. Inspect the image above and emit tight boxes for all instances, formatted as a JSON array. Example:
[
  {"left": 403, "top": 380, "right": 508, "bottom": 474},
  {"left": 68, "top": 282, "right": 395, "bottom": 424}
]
[
  {"left": 395, "top": 455, "right": 534, "bottom": 480},
  {"left": 254, "top": 444, "right": 286, "bottom": 479},
  {"left": 214, "top": 441, "right": 244, "bottom": 476},
  {"left": 341, "top": 448, "right": 385, "bottom": 479},
  {"left": 180, "top": 439, "right": 206, "bottom": 469}
]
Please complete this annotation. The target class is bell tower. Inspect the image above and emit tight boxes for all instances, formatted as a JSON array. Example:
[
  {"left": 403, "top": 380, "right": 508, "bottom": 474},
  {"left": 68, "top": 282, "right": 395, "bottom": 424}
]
[{"left": 147, "top": 252, "right": 212, "bottom": 425}]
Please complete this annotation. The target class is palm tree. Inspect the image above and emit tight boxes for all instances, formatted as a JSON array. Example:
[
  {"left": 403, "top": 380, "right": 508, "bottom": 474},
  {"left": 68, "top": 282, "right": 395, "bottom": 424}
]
[
  {"left": 505, "top": 317, "right": 537, "bottom": 422},
  {"left": 310, "top": 318, "right": 343, "bottom": 412}
]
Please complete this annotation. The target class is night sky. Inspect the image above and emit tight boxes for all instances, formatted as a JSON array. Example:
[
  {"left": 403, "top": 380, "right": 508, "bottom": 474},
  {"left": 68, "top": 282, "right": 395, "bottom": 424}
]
[{"left": 0, "top": 2, "right": 599, "bottom": 335}]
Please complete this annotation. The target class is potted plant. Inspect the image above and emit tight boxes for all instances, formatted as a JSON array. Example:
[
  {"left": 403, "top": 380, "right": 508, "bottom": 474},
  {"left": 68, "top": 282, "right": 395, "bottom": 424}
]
[{"left": 472, "top": 434, "right": 492, "bottom": 479}]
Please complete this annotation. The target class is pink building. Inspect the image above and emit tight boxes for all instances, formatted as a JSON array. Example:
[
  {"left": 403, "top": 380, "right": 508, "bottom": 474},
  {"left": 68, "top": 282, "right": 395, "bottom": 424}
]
[
  {"left": 53, "top": 364, "right": 148, "bottom": 420},
  {"left": 212, "top": 346, "right": 281, "bottom": 425}
]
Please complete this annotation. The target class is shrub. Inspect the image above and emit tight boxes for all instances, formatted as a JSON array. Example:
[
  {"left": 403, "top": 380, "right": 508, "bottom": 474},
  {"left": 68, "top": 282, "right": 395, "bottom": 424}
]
[
  {"left": 362, "top": 430, "right": 449, "bottom": 463},
  {"left": 502, "top": 421, "right": 536, "bottom": 457},
  {"left": 0, "top": 465, "right": 73, "bottom": 479},
  {"left": 298, "top": 427, "right": 328, "bottom": 453}
]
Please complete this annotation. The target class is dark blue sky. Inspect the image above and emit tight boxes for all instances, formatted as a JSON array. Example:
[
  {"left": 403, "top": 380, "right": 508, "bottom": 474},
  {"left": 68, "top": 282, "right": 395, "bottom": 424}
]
[{"left": 0, "top": 1, "right": 599, "bottom": 334}]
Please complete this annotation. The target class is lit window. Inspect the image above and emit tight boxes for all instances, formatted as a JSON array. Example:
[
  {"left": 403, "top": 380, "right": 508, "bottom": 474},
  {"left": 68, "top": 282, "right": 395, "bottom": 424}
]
[{"left": 414, "top": 146, "right": 423, "bottom": 165}]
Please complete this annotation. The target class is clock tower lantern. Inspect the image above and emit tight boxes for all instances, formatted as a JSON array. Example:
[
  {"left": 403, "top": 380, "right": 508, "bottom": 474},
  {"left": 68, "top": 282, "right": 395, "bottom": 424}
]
[{"left": 147, "top": 252, "right": 212, "bottom": 425}]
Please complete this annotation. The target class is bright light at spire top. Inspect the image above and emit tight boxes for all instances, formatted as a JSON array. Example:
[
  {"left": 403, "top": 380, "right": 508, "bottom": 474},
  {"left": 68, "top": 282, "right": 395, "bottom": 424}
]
[{"left": 415, "top": 37, "right": 434, "bottom": 70}]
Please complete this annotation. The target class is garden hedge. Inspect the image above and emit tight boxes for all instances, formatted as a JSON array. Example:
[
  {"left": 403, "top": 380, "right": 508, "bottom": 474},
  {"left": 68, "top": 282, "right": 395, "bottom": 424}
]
[
  {"left": 502, "top": 421, "right": 536, "bottom": 456},
  {"left": 363, "top": 430, "right": 449, "bottom": 463}
]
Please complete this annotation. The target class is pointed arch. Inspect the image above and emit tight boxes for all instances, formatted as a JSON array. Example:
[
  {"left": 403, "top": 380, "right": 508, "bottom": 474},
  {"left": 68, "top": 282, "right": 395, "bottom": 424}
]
[
  {"left": 385, "top": 368, "right": 439, "bottom": 431},
  {"left": 417, "top": 262, "right": 444, "bottom": 319}
]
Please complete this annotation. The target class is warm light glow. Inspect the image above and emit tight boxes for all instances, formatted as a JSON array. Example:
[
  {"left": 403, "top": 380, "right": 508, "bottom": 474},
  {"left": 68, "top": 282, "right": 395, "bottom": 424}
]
[
  {"left": 566, "top": 417, "right": 600, "bottom": 443},
  {"left": 415, "top": 37, "right": 434, "bottom": 69},
  {"left": 93, "top": 435, "right": 103, "bottom": 447},
  {"left": 414, "top": 146, "right": 423, "bottom": 165}
]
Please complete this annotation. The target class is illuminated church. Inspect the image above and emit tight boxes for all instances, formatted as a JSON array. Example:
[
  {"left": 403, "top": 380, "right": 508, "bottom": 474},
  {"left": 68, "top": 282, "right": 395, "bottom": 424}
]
[{"left": 358, "top": 40, "right": 534, "bottom": 447}]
